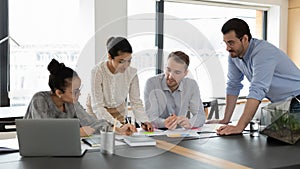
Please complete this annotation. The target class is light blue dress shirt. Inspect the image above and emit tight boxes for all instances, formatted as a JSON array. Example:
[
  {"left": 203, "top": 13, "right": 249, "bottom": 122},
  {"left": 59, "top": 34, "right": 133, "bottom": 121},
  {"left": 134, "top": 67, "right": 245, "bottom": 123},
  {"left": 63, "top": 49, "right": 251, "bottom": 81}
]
[
  {"left": 144, "top": 74, "right": 206, "bottom": 128},
  {"left": 227, "top": 38, "right": 300, "bottom": 102}
]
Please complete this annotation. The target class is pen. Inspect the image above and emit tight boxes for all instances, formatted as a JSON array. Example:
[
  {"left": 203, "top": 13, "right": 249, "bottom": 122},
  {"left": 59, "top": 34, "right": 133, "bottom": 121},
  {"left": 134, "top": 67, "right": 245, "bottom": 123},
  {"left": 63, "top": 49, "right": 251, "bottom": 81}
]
[
  {"left": 125, "top": 116, "right": 132, "bottom": 124},
  {"left": 157, "top": 127, "right": 168, "bottom": 131},
  {"left": 197, "top": 131, "right": 216, "bottom": 134},
  {"left": 113, "top": 118, "right": 117, "bottom": 132},
  {"left": 141, "top": 122, "right": 152, "bottom": 132}
]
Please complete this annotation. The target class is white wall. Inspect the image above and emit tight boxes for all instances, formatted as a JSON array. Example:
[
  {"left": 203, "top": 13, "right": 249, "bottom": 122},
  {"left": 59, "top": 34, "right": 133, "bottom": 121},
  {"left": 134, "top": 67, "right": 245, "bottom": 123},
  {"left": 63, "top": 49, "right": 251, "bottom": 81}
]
[
  {"left": 78, "top": 0, "right": 128, "bottom": 105},
  {"left": 94, "top": 0, "right": 128, "bottom": 63},
  {"left": 76, "top": 0, "right": 96, "bottom": 105}
]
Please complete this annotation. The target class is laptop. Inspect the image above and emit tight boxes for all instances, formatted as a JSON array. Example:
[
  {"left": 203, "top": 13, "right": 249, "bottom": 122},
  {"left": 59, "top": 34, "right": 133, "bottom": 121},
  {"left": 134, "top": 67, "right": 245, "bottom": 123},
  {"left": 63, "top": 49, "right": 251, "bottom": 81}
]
[{"left": 16, "top": 119, "right": 86, "bottom": 157}]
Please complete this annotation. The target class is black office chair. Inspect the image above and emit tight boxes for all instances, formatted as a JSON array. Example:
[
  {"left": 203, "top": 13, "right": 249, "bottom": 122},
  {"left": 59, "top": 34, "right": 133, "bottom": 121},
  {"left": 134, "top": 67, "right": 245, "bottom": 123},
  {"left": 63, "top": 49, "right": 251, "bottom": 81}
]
[
  {"left": 205, "top": 99, "right": 220, "bottom": 120},
  {"left": 0, "top": 116, "right": 23, "bottom": 132}
]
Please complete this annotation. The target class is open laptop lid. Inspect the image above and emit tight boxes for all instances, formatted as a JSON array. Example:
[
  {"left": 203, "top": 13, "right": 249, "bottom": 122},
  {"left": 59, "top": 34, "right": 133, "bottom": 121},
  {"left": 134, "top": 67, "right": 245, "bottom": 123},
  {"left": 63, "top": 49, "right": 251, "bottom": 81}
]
[{"left": 16, "top": 119, "right": 86, "bottom": 157}]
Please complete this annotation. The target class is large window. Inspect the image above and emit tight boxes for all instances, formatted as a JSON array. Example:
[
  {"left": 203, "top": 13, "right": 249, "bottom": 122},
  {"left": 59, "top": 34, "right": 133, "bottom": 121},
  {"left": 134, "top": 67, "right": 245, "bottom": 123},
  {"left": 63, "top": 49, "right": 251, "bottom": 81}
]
[
  {"left": 127, "top": 0, "right": 265, "bottom": 101},
  {"left": 164, "top": 2, "right": 265, "bottom": 100},
  {"left": 9, "top": 0, "right": 93, "bottom": 106},
  {"left": 6, "top": 0, "right": 266, "bottom": 107},
  {"left": 127, "top": 0, "right": 156, "bottom": 100}
]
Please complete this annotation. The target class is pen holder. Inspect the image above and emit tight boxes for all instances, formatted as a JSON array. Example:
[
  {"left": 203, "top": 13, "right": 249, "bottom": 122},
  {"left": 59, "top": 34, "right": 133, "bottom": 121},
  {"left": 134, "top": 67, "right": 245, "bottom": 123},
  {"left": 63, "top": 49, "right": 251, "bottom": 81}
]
[{"left": 100, "top": 131, "right": 115, "bottom": 154}]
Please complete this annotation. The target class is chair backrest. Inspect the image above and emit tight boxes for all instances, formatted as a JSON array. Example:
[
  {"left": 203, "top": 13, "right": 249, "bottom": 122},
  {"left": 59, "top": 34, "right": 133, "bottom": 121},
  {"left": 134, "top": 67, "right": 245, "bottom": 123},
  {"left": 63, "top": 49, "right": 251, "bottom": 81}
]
[
  {"left": 0, "top": 116, "right": 23, "bottom": 132},
  {"left": 206, "top": 99, "right": 220, "bottom": 120}
]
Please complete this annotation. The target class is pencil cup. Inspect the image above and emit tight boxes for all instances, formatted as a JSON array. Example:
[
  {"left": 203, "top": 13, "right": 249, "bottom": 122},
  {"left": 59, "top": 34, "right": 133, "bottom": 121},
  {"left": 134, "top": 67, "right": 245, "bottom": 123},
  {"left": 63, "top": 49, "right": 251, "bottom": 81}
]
[{"left": 100, "top": 131, "right": 115, "bottom": 154}]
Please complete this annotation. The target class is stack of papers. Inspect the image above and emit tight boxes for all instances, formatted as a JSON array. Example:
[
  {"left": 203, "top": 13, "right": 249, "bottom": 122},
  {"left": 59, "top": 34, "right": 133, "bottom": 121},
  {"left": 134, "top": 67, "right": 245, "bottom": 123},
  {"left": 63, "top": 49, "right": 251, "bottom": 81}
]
[{"left": 124, "top": 135, "right": 156, "bottom": 147}]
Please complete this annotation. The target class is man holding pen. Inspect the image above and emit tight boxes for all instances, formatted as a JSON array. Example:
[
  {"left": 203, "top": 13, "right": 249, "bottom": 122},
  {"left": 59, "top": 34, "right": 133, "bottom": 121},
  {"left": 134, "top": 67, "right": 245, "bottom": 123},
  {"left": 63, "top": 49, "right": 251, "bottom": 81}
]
[{"left": 144, "top": 51, "right": 206, "bottom": 130}]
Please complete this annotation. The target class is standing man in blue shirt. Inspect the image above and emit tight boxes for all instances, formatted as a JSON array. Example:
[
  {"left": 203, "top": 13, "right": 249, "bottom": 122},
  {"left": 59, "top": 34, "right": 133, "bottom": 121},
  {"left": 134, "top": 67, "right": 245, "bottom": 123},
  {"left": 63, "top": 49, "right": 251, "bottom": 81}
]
[
  {"left": 211, "top": 18, "right": 300, "bottom": 135},
  {"left": 144, "top": 51, "right": 206, "bottom": 130}
]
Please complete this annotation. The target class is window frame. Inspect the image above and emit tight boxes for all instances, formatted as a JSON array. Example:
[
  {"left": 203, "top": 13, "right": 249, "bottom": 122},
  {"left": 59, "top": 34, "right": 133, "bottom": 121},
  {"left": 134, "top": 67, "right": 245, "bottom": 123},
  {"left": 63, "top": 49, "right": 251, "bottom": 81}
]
[{"left": 0, "top": 0, "right": 10, "bottom": 106}]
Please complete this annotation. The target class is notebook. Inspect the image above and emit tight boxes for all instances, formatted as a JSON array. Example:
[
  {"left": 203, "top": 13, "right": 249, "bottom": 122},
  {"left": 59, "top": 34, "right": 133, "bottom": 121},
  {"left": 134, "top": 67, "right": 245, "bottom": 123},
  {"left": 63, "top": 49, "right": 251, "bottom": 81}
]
[
  {"left": 82, "top": 135, "right": 101, "bottom": 147},
  {"left": 124, "top": 135, "right": 156, "bottom": 147},
  {"left": 82, "top": 134, "right": 126, "bottom": 147},
  {"left": 16, "top": 119, "right": 86, "bottom": 157}
]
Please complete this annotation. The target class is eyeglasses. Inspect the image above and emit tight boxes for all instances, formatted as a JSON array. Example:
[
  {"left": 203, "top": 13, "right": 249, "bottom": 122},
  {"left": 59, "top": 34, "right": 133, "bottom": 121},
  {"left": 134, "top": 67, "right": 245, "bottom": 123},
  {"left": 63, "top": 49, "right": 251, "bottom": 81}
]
[
  {"left": 64, "top": 85, "right": 83, "bottom": 96},
  {"left": 223, "top": 37, "right": 243, "bottom": 47},
  {"left": 73, "top": 85, "right": 83, "bottom": 96}
]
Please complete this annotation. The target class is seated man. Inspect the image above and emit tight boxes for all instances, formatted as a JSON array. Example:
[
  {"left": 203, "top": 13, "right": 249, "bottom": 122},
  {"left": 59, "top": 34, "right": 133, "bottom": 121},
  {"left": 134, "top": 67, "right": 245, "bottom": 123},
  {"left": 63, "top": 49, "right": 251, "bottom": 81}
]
[{"left": 144, "top": 51, "right": 206, "bottom": 129}]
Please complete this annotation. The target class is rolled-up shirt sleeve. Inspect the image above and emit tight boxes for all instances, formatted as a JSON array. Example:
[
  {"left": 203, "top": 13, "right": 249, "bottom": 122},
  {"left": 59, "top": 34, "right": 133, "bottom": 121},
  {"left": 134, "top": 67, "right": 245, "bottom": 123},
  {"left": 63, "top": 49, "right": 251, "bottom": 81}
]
[{"left": 226, "top": 57, "right": 244, "bottom": 96}]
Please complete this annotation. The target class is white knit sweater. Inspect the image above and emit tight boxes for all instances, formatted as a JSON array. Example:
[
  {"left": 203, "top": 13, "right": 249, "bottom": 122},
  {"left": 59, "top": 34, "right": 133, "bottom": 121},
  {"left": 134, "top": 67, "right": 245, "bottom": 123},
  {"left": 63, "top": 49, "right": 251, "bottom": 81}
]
[{"left": 91, "top": 61, "right": 149, "bottom": 127}]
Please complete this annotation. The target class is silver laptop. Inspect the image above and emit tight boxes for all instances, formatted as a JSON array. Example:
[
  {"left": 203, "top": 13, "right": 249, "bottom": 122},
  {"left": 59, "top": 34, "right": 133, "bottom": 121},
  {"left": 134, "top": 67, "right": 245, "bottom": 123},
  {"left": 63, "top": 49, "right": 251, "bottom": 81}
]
[{"left": 16, "top": 119, "right": 86, "bottom": 157}]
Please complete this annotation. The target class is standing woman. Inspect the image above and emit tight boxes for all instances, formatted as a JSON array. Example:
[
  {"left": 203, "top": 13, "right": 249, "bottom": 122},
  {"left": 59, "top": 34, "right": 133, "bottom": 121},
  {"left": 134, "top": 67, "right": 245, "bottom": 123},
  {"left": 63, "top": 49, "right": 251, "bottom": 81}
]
[
  {"left": 25, "top": 59, "right": 136, "bottom": 136},
  {"left": 91, "top": 37, "right": 153, "bottom": 131}
]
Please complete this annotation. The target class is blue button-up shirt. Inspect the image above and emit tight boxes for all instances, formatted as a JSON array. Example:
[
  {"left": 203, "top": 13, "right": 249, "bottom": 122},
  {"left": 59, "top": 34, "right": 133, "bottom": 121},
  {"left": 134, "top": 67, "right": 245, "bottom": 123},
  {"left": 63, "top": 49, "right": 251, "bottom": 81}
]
[
  {"left": 144, "top": 74, "right": 206, "bottom": 128},
  {"left": 227, "top": 38, "right": 300, "bottom": 102}
]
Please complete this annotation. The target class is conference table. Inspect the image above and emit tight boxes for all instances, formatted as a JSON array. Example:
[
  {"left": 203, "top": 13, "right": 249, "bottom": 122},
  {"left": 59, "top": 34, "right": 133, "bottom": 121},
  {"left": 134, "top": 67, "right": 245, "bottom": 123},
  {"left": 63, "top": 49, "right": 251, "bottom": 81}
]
[{"left": 1, "top": 132, "right": 300, "bottom": 169}]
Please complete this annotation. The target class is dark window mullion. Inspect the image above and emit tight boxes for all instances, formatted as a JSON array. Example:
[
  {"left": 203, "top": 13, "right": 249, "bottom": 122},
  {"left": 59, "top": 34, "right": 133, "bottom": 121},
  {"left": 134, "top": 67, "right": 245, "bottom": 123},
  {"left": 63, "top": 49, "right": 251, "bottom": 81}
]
[
  {"left": 0, "top": 0, "right": 10, "bottom": 106},
  {"left": 155, "top": 0, "right": 164, "bottom": 74},
  {"left": 263, "top": 11, "right": 268, "bottom": 40}
]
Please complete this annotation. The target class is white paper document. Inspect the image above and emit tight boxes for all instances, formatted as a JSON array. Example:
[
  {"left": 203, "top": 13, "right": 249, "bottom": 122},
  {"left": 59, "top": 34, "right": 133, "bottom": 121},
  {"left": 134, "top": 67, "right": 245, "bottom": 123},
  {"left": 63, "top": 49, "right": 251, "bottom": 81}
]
[{"left": 133, "top": 124, "right": 224, "bottom": 138}]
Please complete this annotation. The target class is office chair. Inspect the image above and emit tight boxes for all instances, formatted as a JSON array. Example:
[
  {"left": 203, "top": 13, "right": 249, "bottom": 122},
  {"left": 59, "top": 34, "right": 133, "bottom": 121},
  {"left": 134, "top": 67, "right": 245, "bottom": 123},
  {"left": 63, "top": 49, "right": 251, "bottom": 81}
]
[
  {"left": 206, "top": 99, "right": 220, "bottom": 120},
  {"left": 0, "top": 116, "right": 23, "bottom": 132}
]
